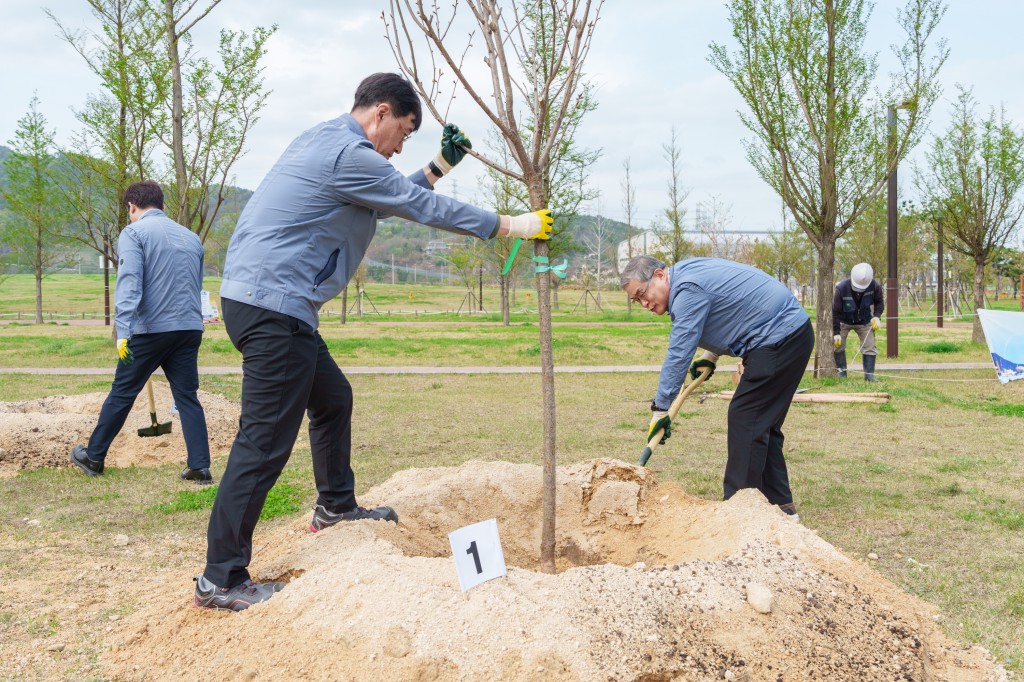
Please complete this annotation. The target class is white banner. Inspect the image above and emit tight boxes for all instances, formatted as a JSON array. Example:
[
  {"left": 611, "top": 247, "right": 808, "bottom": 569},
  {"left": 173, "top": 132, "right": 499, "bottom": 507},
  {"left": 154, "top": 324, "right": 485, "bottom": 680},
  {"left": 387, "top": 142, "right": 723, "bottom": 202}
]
[{"left": 977, "top": 309, "right": 1024, "bottom": 384}]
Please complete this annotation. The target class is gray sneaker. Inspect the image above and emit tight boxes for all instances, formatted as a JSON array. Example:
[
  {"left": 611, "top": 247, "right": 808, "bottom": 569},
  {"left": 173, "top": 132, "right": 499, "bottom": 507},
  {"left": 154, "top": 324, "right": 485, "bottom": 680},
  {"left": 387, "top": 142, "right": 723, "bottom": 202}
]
[
  {"left": 309, "top": 504, "right": 399, "bottom": 532},
  {"left": 71, "top": 445, "right": 104, "bottom": 476},
  {"left": 193, "top": 575, "right": 283, "bottom": 611}
]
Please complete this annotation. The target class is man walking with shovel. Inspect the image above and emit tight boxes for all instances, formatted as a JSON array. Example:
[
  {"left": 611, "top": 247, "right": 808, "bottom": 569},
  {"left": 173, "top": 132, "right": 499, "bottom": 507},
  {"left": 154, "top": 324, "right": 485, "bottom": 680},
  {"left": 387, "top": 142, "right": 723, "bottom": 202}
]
[
  {"left": 71, "top": 180, "right": 213, "bottom": 484},
  {"left": 622, "top": 255, "right": 813, "bottom": 519}
]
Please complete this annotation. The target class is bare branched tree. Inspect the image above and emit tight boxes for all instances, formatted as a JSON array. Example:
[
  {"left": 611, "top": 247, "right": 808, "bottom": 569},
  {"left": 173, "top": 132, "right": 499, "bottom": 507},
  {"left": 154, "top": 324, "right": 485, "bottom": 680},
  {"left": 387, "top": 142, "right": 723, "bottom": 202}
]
[{"left": 384, "top": 0, "right": 603, "bottom": 572}]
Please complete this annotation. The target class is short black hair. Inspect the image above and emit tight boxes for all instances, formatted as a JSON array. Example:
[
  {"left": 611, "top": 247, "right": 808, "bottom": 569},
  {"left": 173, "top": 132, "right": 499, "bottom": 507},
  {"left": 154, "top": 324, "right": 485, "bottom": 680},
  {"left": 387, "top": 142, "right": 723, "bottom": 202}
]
[
  {"left": 124, "top": 180, "right": 164, "bottom": 211},
  {"left": 352, "top": 73, "right": 422, "bottom": 131}
]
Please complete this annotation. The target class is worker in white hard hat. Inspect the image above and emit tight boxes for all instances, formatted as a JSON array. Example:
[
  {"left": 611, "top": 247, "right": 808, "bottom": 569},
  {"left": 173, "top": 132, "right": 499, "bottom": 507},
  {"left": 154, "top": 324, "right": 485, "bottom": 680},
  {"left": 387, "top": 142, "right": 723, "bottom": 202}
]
[{"left": 831, "top": 262, "right": 884, "bottom": 381}]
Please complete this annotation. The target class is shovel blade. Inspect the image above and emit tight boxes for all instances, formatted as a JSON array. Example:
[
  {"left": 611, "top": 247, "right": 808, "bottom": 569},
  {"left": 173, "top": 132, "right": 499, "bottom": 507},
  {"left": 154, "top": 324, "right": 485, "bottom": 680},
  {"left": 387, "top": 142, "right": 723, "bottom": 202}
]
[{"left": 138, "top": 419, "right": 173, "bottom": 437}]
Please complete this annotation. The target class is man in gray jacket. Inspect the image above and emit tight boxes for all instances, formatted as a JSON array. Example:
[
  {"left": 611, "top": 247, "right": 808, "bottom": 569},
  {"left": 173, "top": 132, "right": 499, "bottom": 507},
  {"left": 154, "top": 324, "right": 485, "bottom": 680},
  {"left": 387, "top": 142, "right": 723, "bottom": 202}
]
[
  {"left": 195, "top": 72, "right": 552, "bottom": 611},
  {"left": 622, "top": 255, "right": 813, "bottom": 521},
  {"left": 71, "top": 180, "right": 212, "bottom": 484}
]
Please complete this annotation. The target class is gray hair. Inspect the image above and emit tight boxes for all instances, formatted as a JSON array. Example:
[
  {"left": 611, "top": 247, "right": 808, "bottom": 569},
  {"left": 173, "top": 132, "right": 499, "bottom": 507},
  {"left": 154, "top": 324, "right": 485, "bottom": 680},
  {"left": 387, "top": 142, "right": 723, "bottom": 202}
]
[{"left": 620, "top": 255, "right": 666, "bottom": 288}]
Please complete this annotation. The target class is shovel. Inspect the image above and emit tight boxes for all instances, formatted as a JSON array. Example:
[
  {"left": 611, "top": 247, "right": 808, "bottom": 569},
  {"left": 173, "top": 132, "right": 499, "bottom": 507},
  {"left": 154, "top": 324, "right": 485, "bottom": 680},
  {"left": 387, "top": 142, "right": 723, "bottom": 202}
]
[
  {"left": 638, "top": 365, "right": 711, "bottom": 466},
  {"left": 138, "top": 379, "right": 173, "bottom": 437}
]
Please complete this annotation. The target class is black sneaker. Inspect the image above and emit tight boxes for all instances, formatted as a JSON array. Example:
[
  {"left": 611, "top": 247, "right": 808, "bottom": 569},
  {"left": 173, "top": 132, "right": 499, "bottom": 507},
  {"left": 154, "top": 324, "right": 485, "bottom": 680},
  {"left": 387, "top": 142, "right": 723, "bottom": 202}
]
[
  {"left": 180, "top": 467, "right": 214, "bottom": 484},
  {"left": 193, "top": 575, "right": 284, "bottom": 612},
  {"left": 71, "top": 445, "right": 104, "bottom": 476},
  {"left": 309, "top": 504, "right": 399, "bottom": 532},
  {"left": 778, "top": 502, "right": 801, "bottom": 523}
]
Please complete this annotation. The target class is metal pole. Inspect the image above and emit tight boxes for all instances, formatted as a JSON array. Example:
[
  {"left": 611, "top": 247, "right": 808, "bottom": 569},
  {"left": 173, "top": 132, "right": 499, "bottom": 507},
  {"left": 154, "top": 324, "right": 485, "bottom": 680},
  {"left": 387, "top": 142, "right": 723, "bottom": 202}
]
[
  {"left": 936, "top": 218, "right": 944, "bottom": 328},
  {"left": 886, "top": 106, "right": 899, "bottom": 358}
]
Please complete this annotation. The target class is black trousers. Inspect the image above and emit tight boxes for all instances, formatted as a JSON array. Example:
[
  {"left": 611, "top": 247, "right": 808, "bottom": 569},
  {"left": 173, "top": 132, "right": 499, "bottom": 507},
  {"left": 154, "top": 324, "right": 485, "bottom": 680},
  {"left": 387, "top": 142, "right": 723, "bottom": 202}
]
[
  {"left": 204, "top": 299, "right": 355, "bottom": 588},
  {"left": 87, "top": 330, "right": 209, "bottom": 469},
  {"left": 724, "top": 320, "right": 813, "bottom": 505}
]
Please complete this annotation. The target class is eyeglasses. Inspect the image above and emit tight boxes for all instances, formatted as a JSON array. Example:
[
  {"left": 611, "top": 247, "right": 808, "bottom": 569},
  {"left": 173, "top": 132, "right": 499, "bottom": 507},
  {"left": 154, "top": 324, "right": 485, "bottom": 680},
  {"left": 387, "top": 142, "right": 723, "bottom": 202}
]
[{"left": 630, "top": 281, "right": 650, "bottom": 304}]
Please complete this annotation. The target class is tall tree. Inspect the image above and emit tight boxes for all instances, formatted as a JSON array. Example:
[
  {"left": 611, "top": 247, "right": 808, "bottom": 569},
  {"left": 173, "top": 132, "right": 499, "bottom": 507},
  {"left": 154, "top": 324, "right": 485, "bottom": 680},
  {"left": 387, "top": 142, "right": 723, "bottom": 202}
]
[
  {"left": 709, "top": 0, "right": 947, "bottom": 371},
  {"left": 659, "top": 126, "right": 691, "bottom": 263},
  {"left": 917, "top": 86, "right": 1024, "bottom": 342},
  {"left": 385, "top": 0, "right": 603, "bottom": 572},
  {"left": 0, "top": 97, "right": 71, "bottom": 323},
  {"left": 152, "top": 0, "right": 275, "bottom": 239},
  {"left": 49, "top": 0, "right": 168, "bottom": 323}
]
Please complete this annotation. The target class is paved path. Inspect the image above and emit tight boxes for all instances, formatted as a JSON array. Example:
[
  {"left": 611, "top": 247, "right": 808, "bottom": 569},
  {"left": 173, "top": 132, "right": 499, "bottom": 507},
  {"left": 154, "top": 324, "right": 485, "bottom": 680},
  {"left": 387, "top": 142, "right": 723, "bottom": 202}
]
[{"left": 1, "top": 362, "right": 993, "bottom": 375}]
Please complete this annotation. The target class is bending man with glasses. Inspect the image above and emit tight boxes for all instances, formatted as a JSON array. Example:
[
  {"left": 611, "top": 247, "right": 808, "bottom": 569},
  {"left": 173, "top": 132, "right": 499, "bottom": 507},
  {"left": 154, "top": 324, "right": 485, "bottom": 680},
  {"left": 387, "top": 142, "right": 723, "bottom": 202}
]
[{"left": 621, "top": 255, "right": 813, "bottom": 520}]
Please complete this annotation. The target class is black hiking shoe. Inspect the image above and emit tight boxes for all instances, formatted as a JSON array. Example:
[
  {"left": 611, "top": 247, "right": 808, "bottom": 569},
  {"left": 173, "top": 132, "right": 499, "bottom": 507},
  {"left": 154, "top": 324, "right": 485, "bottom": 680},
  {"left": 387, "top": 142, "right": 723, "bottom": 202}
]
[
  {"left": 71, "top": 445, "right": 104, "bottom": 476},
  {"left": 193, "top": 575, "right": 284, "bottom": 612},
  {"left": 309, "top": 504, "right": 399, "bottom": 532},
  {"left": 180, "top": 467, "right": 214, "bottom": 485}
]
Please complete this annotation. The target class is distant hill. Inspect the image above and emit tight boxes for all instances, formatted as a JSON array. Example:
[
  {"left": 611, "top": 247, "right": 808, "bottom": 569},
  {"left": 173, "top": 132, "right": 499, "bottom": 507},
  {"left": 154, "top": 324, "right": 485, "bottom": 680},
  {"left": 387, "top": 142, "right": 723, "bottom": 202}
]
[{"left": 0, "top": 143, "right": 632, "bottom": 279}]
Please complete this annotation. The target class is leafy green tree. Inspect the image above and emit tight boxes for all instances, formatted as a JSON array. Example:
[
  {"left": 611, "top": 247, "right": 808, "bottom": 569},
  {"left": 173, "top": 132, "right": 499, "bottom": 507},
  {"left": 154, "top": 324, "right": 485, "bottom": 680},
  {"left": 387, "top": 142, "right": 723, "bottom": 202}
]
[
  {"left": 992, "top": 246, "right": 1024, "bottom": 301},
  {"left": 0, "top": 97, "right": 73, "bottom": 323},
  {"left": 709, "top": 0, "right": 947, "bottom": 370},
  {"left": 385, "top": 0, "right": 602, "bottom": 572},
  {"left": 154, "top": 9, "right": 277, "bottom": 241},
  {"left": 49, "top": 0, "right": 169, "bottom": 323},
  {"left": 917, "top": 86, "right": 1024, "bottom": 342}
]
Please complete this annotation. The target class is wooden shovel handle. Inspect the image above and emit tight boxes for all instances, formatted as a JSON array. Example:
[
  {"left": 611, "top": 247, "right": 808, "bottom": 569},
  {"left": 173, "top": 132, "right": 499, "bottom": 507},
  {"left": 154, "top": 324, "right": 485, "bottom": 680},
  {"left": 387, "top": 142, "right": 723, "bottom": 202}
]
[{"left": 639, "top": 366, "right": 711, "bottom": 465}]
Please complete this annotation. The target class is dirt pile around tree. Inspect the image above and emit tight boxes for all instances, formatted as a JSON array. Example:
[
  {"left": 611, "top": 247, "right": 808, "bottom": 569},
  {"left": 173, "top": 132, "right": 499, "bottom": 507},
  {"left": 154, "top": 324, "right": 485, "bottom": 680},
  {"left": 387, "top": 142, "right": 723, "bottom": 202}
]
[
  {"left": 0, "top": 385, "right": 239, "bottom": 476},
  {"left": 104, "top": 459, "right": 1008, "bottom": 682}
]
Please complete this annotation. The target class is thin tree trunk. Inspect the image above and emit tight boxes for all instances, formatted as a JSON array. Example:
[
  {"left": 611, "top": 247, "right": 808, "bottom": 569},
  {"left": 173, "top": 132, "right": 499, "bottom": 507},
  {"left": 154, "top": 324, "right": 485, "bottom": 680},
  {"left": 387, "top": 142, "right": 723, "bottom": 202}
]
[
  {"left": 535, "top": 236, "right": 556, "bottom": 575},
  {"left": 814, "top": 240, "right": 836, "bottom": 377},
  {"left": 501, "top": 275, "right": 510, "bottom": 326},
  {"left": 973, "top": 258, "right": 986, "bottom": 343},
  {"left": 34, "top": 239, "right": 43, "bottom": 324},
  {"left": 165, "top": 0, "right": 188, "bottom": 225}
]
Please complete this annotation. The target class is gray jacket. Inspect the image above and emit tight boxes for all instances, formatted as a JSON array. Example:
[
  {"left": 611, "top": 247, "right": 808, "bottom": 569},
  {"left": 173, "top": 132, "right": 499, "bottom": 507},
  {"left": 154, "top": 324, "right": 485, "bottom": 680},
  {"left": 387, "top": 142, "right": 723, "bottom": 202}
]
[
  {"left": 220, "top": 113, "right": 499, "bottom": 329},
  {"left": 656, "top": 258, "right": 809, "bottom": 408},
  {"left": 114, "top": 209, "right": 205, "bottom": 339}
]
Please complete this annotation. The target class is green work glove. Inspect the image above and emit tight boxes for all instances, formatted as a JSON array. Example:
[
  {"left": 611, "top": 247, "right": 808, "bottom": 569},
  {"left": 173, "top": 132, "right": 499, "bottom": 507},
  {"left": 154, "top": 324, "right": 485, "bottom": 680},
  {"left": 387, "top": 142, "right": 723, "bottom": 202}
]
[
  {"left": 647, "top": 409, "right": 671, "bottom": 445},
  {"left": 431, "top": 123, "right": 472, "bottom": 176},
  {"left": 690, "top": 358, "right": 716, "bottom": 381},
  {"left": 117, "top": 338, "right": 134, "bottom": 366},
  {"left": 506, "top": 209, "right": 554, "bottom": 240}
]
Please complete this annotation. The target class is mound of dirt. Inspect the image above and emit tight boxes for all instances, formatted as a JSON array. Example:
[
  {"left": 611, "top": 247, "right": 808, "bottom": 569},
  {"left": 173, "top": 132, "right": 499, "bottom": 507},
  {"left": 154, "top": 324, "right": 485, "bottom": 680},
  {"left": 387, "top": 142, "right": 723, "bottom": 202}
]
[
  {"left": 0, "top": 385, "right": 239, "bottom": 476},
  {"left": 104, "top": 459, "right": 1008, "bottom": 681}
]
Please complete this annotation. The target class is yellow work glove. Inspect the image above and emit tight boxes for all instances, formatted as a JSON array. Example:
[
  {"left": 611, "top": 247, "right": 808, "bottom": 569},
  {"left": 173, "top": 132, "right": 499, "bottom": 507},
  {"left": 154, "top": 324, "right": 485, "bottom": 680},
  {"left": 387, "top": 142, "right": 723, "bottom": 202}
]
[
  {"left": 647, "top": 409, "right": 671, "bottom": 445},
  {"left": 870, "top": 317, "right": 881, "bottom": 331},
  {"left": 117, "top": 338, "right": 134, "bottom": 365},
  {"left": 833, "top": 334, "right": 842, "bottom": 350},
  {"left": 506, "top": 209, "right": 553, "bottom": 240}
]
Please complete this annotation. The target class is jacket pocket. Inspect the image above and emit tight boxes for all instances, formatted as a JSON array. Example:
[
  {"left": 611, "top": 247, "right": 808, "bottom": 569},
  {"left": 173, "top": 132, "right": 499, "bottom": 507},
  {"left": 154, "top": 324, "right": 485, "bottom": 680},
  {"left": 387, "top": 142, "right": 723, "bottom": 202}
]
[
  {"left": 842, "top": 296, "right": 856, "bottom": 314},
  {"left": 312, "top": 248, "right": 340, "bottom": 291}
]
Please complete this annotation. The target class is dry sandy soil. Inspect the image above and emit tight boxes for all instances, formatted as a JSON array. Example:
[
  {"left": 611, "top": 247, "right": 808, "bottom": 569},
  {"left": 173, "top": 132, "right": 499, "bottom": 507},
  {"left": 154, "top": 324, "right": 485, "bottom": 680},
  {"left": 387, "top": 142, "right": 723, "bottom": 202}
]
[
  {"left": 104, "top": 460, "right": 1008, "bottom": 682},
  {"left": 0, "top": 390, "right": 1011, "bottom": 681},
  {"left": 0, "top": 385, "right": 240, "bottom": 476}
]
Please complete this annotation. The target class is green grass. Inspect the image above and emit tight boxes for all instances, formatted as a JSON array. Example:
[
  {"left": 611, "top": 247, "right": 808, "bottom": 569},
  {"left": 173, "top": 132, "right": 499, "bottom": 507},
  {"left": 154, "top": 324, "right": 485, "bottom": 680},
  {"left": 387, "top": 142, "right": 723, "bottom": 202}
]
[{"left": 148, "top": 480, "right": 305, "bottom": 521}]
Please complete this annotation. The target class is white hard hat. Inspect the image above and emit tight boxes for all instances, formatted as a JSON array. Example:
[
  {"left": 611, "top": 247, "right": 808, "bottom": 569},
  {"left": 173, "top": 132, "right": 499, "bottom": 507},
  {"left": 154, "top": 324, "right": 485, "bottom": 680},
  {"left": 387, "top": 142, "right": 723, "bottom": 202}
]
[{"left": 851, "top": 263, "right": 873, "bottom": 292}]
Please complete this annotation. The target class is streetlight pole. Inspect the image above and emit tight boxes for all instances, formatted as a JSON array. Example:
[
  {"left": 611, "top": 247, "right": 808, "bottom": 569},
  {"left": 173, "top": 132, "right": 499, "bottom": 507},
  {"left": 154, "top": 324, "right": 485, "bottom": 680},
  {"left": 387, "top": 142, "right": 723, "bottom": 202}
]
[
  {"left": 886, "top": 106, "right": 899, "bottom": 357},
  {"left": 885, "top": 103, "right": 912, "bottom": 358}
]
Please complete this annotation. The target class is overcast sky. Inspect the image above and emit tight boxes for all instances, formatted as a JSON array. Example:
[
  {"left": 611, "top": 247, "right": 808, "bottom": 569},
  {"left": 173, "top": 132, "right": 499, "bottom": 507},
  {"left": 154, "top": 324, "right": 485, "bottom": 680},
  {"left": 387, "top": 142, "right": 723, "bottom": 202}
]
[{"left": 3, "top": 1, "right": 1023, "bottom": 233}]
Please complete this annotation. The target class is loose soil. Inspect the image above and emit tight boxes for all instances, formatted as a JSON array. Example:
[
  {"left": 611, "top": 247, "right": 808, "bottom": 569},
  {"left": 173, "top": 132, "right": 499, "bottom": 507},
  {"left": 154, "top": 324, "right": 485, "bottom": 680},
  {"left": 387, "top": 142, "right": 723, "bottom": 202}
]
[
  {"left": 104, "top": 459, "right": 1005, "bottom": 681},
  {"left": 0, "top": 385, "right": 239, "bottom": 476}
]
